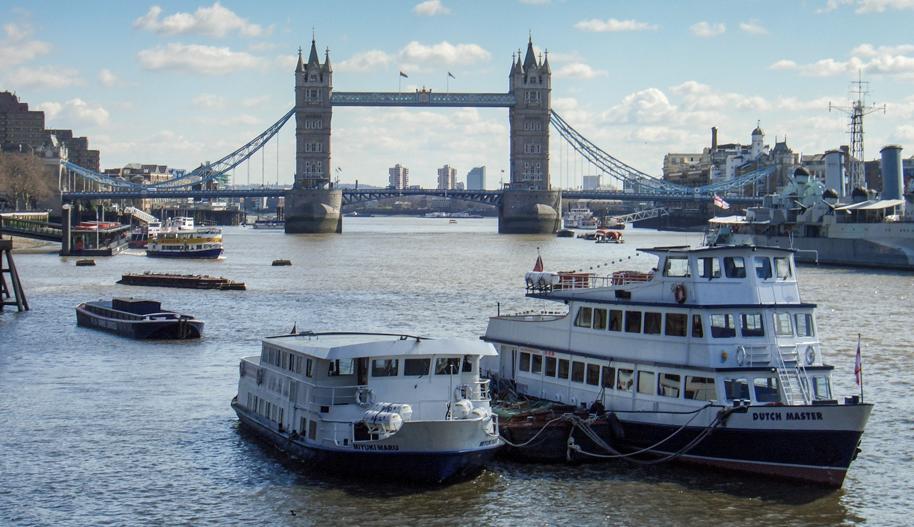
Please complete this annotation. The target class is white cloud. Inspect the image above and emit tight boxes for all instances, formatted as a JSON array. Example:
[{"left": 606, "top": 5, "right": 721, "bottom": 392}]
[
  {"left": 690, "top": 21, "right": 726, "bottom": 38},
  {"left": 399, "top": 41, "right": 490, "bottom": 65},
  {"left": 671, "top": 80, "right": 769, "bottom": 112},
  {"left": 739, "top": 20, "right": 768, "bottom": 35},
  {"left": 574, "top": 18, "right": 658, "bottom": 32},
  {"left": 414, "top": 0, "right": 451, "bottom": 16},
  {"left": 519, "top": 0, "right": 550, "bottom": 4},
  {"left": 193, "top": 93, "right": 225, "bottom": 109},
  {"left": 818, "top": 0, "right": 914, "bottom": 12},
  {"left": 337, "top": 50, "right": 393, "bottom": 72},
  {"left": 554, "top": 63, "right": 607, "bottom": 79},
  {"left": 137, "top": 43, "right": 261, "bottom": 74},
  {"left": 98, "top": 68, "right": 117, "bottom": 87},
  {"left": 769, "top": 59, "right": 798, "bottom": 70},
  {"left": 603, "top": 88, "right": 677, "bottom": 124},
  {"left": 7, "top": 66, "right": 82, "bottom": 89},
  {"left": 133, "top": 2, "right": 266, "bottom": 38},
  {"left": 38, "top": 98, "right": 109, "bottom": 127},
  {"left": 0, "top": 22, "right": 51, "bottom": 68},
  {"left": 242, "top": 95, "right": 269, "bottom": 108}
]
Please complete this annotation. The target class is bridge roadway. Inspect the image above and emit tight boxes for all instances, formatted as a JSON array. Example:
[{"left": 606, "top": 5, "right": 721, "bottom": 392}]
[{"left": 61, "top": 188, "right": 762, "bottom": 206}]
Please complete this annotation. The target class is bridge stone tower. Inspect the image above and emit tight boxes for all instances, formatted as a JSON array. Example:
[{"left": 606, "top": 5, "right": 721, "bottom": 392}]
[
  {"left": 285, "top": 38, "right": 343, "bottom": 233},
  {"left": 500, "top": 37, "right": 561, "bottom": 233}
]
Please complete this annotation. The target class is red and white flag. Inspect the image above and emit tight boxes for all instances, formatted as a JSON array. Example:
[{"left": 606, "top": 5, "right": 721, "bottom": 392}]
[
  {"left": 854, "top": 334, "right": 863, "bottom": 386},
  {"left": 532, "top": 254, "right": 544, "bottom": 272},
  {"left": 713, "top": 194, "right": 730, "bottom": 210}
]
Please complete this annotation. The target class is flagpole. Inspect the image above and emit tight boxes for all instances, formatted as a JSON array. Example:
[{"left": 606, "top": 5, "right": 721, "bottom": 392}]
[{"left": 858, "top": 333, "right": 864, "bottom": 403}]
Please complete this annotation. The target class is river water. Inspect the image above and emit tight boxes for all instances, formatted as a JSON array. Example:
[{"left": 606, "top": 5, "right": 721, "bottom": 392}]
[{"left": 1, "top": 217, "right": 911, "bottom": 526}]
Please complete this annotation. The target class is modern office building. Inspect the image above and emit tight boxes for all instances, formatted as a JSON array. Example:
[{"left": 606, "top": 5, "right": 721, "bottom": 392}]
[
  {"left": 466, "top": 166, "right": 486, "bottom": 190},
  {"left": 388, "top": 163, "right": 409, "bottom": 189}
]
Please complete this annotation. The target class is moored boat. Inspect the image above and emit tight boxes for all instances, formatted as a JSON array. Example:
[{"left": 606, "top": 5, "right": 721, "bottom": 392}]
[
  {"left": 76, "top": 297, "right": 204, "bottom": 339},
  {"left": 146, "top": 217, "right": 223, "bottom": 259},
  {"left": 117, "top": 272, "right": 245, "bottom": 290}
]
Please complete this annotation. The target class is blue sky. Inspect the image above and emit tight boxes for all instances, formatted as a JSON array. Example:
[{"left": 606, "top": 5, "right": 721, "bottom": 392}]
[{"left": 3, "top": 0, "right": 914, "bottom": 189}]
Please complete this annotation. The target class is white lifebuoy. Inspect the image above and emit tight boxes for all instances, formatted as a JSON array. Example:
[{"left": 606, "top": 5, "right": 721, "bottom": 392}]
[
  {"left": 355, "top": 387, "right": 372, "bottom": 406},
  {"left": 805, "top": 346, "right": 816, "bottom": 365},
  {"left": 674, "top": 283, "right": 687, "bottom": 304},
  {"left": 736, "top": 345, "right": 747, "bottom": 366}
]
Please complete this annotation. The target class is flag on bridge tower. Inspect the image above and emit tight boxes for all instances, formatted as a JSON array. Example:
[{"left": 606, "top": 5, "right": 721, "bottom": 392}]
[{"left": 713, "top": 194, "right": 730, "bottom": 210}]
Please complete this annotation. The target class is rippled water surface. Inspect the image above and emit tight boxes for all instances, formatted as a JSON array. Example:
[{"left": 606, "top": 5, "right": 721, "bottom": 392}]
[{"left": 1, "top": 218, "right": 911, "bottom": 526}]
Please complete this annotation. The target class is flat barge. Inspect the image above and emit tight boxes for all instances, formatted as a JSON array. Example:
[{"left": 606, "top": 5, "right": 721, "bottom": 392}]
[
  {"left": 118, "top": 272, "right": 245, "bottom": 290},
  {"left": 76, "top": 297, "right": 204, "bottom": 339}
]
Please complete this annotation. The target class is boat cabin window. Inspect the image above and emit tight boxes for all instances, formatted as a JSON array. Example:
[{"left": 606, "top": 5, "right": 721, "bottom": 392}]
[
  {"left": 812, "top": 376, "right": 832, "bottom": 400},
  {"left": 753, "top": 377, "right": 781, "bottom": 403},
  {"left": 710, "top": 313, "right": 736, "bottom": 338},
  {"left": 625, "top": 311, "right": 642, "bottom": 333},
  {"left": 723, "top": 256, "right": 746, "bottom": 278},
  {"left": 593, "top": 308, "right": 608, "bottom": 330},
  {"left": 404, "top": 358, "right": 430, "bottom": 376},
  {"left": 685, "top": 376, "right": 716, "bottom": 401},
  {"left": 308, "top": 420, "right": 317, "bottom": 440},
  {"left": 724, "top": 378, "right": 750, "bottom": 401},
  {"left": 691, "top": 314, "right": 704, "bottom": 338},
  {"left": 435, "top": 357, "right": 461, "bottom": 375},
  {"left": 571, "top": 361, "right": 585, "bottom": 383},
  {"left": 643, "top": 312, "right": 662, "bottom": 335},
  {"left": 586, "top": 364, "right": 600, "bottom": 386},
  {"left": 754, "top": 256, "right": 773, "bottom": 280},
  {"left": 545, "top": 356, "right": 557, "bottom": 377},
  {"left": 602, "top": 366, "right": 615, "bottom": 388},
  {"left": 609, "top": 309, "right": 623, "bottom": 331},
  {"left": 531, "top": 354, "right": 543, "bottom": 374},
  {"left": 371, "top": 359, "right": 399, "bottom": 377},
  {"left": 328, "top": 359, "right": 354, "bottom": 376},
  {"left": 663, "top": 256, "right": 690, "bottom": 277},
  {"left": 699, "top": 256, "right": 721, "bottom": 279},
  {"left": 665, "top": 313, "right": 687, "bottom": 337},
  {"left": 519, "top": 352, "right": 531, "bottom": 372},
  {"left": 617, "top": 369, "right": 634, "bottom": 392},
  {"left": 774, "top": 257, "right": 792, "bottom": 279},
  {"left": 658, "top": 373, "right": 681, "bottom": 398},
  {"left": 795, "top": 313, "right": 815, "bottom": 337},
  {"left": 637, "top": 370, "right": 656, "bottom": 395},
  {"left": 558, "top": 359, "right": 570, "bottom": 379},
  {"left": 574, "top": 307, "right": 593, "bottom": 328},
  {"left": 741, "top": 313, "right": 765, "bottom": 337},
  {"left": 462, "top": 356, "right": 473, "bottom": 373},
  {"left": 774, "top": 313, "right": 793, "bottom": 336}
]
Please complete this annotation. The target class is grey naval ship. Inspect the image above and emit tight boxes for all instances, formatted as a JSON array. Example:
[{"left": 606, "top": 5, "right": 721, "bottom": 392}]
[{"left": 709, "top": 145, "right": 914, "bottom": 270}]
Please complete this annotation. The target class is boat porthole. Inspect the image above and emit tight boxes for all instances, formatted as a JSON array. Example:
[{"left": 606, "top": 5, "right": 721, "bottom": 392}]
[
  {"left": 805, "top": 346, "right": 816, "bottom": 365},
  {"left": 735, "top": 346, "right": 746, "bottom": 366}
]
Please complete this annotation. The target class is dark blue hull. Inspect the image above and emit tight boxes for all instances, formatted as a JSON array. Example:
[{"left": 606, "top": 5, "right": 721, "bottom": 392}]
[
  {"left": 146, "top": 247, "right": 223, "bottom": 259},
  {"left": 76, "top": 306, "right": 203, "bottom": 339},
  {"left": 232, "top": 401, "right": 497, "bottom": 483}
]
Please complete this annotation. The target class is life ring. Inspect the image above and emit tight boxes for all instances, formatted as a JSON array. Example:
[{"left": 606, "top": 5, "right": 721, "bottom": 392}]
[
  {"left": 735, "top": 345, "right": 747, "bottom": 366},
  {"left": 355, "top": 387, "right": 372, "bottom": 406},
  {"left": 805, "top": 346, "right": 816, "bottom": 365},
  {"left": 674, "top": 283, "right": 687, "bottom": 304}
]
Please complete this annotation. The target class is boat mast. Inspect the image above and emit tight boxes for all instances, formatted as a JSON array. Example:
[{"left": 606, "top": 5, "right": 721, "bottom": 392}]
[{"left": 829, "top": 72, "right": 885, "bottom": 193}]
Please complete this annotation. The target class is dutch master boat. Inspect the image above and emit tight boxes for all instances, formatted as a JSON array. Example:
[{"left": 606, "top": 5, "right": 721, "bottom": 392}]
[
  {"left": 483, "top": 245, "right": 872, "bottom": 487},
  {"left": 232, "top": 332, "right": 502, "bottom": 483},
  {"left": 146, "top": 217, "right": 223, "bottom": 259},
  {"left": 76, "top": 297, "right": 203, "bottom": 339}
]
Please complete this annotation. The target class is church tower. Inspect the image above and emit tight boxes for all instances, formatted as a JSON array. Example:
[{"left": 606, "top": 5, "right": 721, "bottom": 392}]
[
  {"left": 294, "top": 38, "right": 333, "bottom": 189},
  {"left": 508, "top": 36, "right": 551, "bottom": 190}
]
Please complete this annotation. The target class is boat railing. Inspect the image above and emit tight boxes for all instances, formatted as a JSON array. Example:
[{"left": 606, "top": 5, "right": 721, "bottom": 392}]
[
  {"left": 455, "top": 379, "right": 491, "bottom": 401},
  {"left": 310, "top": 384, "right": 360, "bottom": 406},
  {"left": 744, "top": 345, "right": 771, "bottom": 366},
  {"left": 525, "top": 270, "right": 653, "bottom": 294}
]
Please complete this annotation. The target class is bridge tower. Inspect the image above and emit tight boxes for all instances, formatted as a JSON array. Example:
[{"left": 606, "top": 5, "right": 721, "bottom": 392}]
[
  {"left": 285, "top": 38, "right": 343, "bottom": 233},
  {"left": 500, "top": 37, "right": 561, "bottom": 233}
]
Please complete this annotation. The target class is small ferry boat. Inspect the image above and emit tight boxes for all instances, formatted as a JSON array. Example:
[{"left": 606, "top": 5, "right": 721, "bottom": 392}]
[
  {"left": 76, "top": 297, "right": 204, "bottom": 339},
  {"left": 483, "top": 245, "right": 872, "bottom": 487},
  {"left": 252, "top": 218, "right": 285, "bottom": 230},
  {"left": 563, "top": 207, "right": 599, "bottom": 230},
  {"left": 232, "top": 331, "right": 502, "bottom": 483},
  {"left": 146, "top": 217, "right": 223, "bottom": 259}
]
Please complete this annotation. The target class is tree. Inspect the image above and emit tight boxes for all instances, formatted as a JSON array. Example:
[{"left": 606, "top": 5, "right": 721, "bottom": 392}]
[{"left": 0, "top": 152, "right": 55, "bottom": 210}]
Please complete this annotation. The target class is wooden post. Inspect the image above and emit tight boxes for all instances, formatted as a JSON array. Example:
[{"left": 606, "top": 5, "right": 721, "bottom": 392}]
[{"left": 1, "top": 239, "right": 29, "bottom": 312}]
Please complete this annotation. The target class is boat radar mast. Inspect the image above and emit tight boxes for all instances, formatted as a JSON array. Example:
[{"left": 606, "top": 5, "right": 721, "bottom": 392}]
[{"left": 829, "top": 72, "right": 886, "bottom": 193}]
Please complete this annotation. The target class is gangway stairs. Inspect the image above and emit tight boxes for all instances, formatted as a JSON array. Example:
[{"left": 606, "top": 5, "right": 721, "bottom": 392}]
[
  {"left": 609, "top": 207, "right": 669, "bottom": 225},
  {"left": 123, "top": 207, "right": 160, "bottom": 224},
  {"left": 773, "top": 346, "right": 812, "bottom": 405}
]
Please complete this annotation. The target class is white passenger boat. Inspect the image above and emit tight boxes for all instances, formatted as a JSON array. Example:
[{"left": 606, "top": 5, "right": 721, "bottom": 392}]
[
  {"left": 146, "top": 217, "right": 223, "bottom": 259},
  {"left": 232, "top": 332, "right": 502, "bottom": 483},
  {"left": 483, "top": 245, "right": 872, "bottom": 487},
  {"left": 563, "top": 207, "right": 599, "bottom": 230}
]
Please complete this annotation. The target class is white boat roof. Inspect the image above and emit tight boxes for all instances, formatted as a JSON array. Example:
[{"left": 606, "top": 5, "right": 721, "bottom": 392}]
[
  {"left": 265, "top": 332, "right": 497, "bottom": 360},
  {"left": 835, "top": 199, "right": 904, "bottom": 211},
  {"left": 708, "top": 215, "right": 750, "bottom": 224},
  {"left": 638, "top": 244, "right": 795, "bottom": 256}
]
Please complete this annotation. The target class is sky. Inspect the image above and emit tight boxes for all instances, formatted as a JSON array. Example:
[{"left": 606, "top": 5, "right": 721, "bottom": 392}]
[{"left": 3, "top": 0, "right": 914, "bottom": 189}]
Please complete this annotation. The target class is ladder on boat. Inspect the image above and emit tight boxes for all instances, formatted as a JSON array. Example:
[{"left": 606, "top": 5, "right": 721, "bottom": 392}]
[
  {"left": 773, "top": 345, "right": 811, "bottom": 405},
  {"left": 123, "top": 207, "right": 159, "bottom": 224},
  {"left": 0, "top": 238, "right": 29, "bottom": 312}
]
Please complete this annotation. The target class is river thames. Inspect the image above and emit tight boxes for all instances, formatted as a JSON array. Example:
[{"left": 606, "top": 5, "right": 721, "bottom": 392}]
[{"left": 1, "top": 217, "right": 911, "bottom": 526}]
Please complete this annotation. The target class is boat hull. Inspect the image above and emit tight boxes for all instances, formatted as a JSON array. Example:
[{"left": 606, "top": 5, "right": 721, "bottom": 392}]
[
  {"left": 232, "top": 400, "right": 499, "bottom": 483},
  {"left": 76, "top": 306, "right": 203, "bottom": 339},
  {"left": 146, "top": 247, "right": 223, "bottom": 259}
]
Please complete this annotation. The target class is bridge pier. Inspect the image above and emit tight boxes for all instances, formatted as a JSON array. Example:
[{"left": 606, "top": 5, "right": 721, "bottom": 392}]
[
  {"left": 61, "top": 204, "right": 72, "bottom": 256},
  {"left": 283, "top": 188, "right": 343, "bottom": 234},
  {"left": 498, "top": 189, "right": 562, "bottom": 234}
]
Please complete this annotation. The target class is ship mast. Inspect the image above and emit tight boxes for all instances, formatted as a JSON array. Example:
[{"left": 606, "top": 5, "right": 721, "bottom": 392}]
[{"left": 829, "top": 71, "right": 885, "bottom": 192}]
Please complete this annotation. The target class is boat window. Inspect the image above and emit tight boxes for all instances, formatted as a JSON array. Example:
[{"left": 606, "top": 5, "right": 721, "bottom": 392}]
[
  {"left": 741, "top": 313, "right": 765, "bottom": 337},
  {"left": 812, "top": 376, "right": 832, "bottom": 400},
  {"left": 602, "top": 366, "right": 615, "bottom": 388},
  {"left": 699, "top": 257, "right": 721, "bottom": 279},
  {"left": 519, "top": 352, "right": 531, "bottom": 372},
  {"left": 643, "top": 312, "right": 662, "bottom": 335},
  {"left": 404, "top": 358, "right": 430, "bottom": 376},
  {"left": 663, "top": 256, "right": 690, "bottom": 277},
  {"left": 531, "top": 354, "right": 543, "bottom": 374},
  {"left": 795, "top": 313, "right": 815, "bottom": 337},
  {"left": 305, "top": 358, "right": 313, "bottom": 377},
  {"left": 691, "top": 314, "right": 704, "bottom": 338},
  {"left": 616, "top": 369, "right": 634, "bottom": 392},
  {"left": 435, "top": 357, "right": 461, "bottom": 375},
  {"left": 625, "top": 311, "right": 642, "bottom": 333},
  {"left": 328, "top": 359, "right": 354, "bottom": 376},
  {"left": 754, "top": 257, "right": 773, "bottom": 279},
  {"left": 609, "top": 310, "right": 623, "bottom": 331},
  {"left": 571, "top": 361, "right": 585, "bottom": 383},
  {"left": 462, "top": 356, "right": 473, "bottom": 373},
  {"left": 775, "top": 313, "right": 793, "bottom": 336},
  {"left": 665, "top": 313, "right": 687, "bottom": 337},
  {"left": 637, "top": 370, "right": 656, "bottom": 395},
  {"left": 558, "top": 359, "right": 570, "bottom": 379},
  {"left": 593, "top": 308, "right": 608, "bottom": 330},
  {"left": 723, "top": 256, "right": 746, "bottom": 278},
  {"left": 710, "top": 314, "right": 736, "bottom": 338},
  {"left": 308, "top": 420, "right": 317, "bottom": 440},
  {"left": 658, "top": 373, "right": 681, "bottom": 398},
  {"left": 586, "top": 364, "right": 600, "bottom": 386},
  {"left": 574, "top": 307, "right": 593, "bottom": 328},
  {"left": 774, "top": 257, "right": 792, "bottom": 279},
  {"left": 545, "top": 356, "right": 557, "bottom": 377},
  {"left": 753, "top": 377, "right": 781, "bottom": 403},
  {"left": 371, "top": 359, "right": 399, "bottom": 377},
  {"left": 724, "top": 378, "right": 750, "bottom": 401},
  {"left": 685, "top": 376, "right": 716, "bottom": 401}
]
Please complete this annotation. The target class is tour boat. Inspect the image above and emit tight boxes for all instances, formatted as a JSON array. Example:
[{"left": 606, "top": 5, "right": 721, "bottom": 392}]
[
  {"left": 128, "top": 220, "right": 161, "bottom": 249},
  {"left": 232, "top": 331, "right": 502, "bottom": 483},
  {"left": 595, "top": 229, "right": 624, "bottom": 244},
  {"left": 563, "top": 207, "right": 599, "bottom": 230},
  {"left": 76, "top": 297, "right": 203, "bottom": 339},
  {"left": 146, "top": 217, "right": 223, "bottom": 259},
  {"left": 483, "top": 245, "right": 872, "bottom": 487}
]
